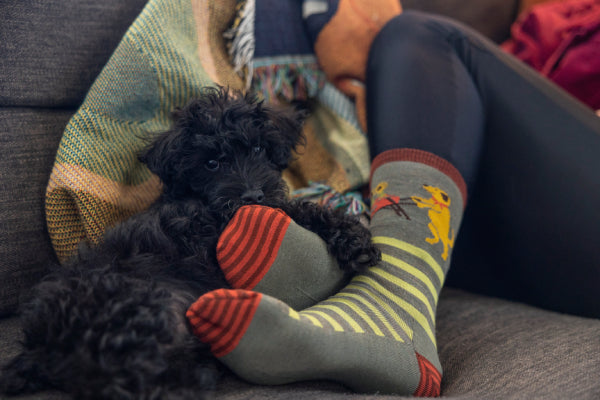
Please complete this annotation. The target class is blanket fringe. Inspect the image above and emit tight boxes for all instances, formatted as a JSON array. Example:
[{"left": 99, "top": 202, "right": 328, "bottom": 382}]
[
  {"left": 224, "top": 0, "right": 256, "bottom": 90},
  {"left": 292, "top": 182, "right": 367, "bottom": 215},
  {"left": 252, "top": 63, "right": 326, "bottom": 103},
  {"left": 224, "top": 0, "right": 326, "bottom": 102}
]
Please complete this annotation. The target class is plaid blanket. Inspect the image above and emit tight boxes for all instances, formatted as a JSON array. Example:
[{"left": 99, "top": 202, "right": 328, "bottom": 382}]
[{"left": 46, "top": 0, "right": 401, "bottom": 263}]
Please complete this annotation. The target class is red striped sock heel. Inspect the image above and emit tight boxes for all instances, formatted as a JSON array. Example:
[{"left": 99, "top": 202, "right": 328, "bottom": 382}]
[
  {"left": 414, "top": 353, "right": 442, "bottom": 397},
  {"left": 217, "top": 205, "right": 291, "bottom": 289}
]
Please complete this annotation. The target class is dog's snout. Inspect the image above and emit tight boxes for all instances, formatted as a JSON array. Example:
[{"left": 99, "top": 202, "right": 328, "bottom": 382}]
[{"left": 241, "top": 189, "right": 265, "bottom": 204}]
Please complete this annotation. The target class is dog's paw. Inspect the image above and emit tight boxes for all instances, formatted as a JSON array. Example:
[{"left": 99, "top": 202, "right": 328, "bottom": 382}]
[
  {"left": 331, "top": 228, "right": 381, "bottom": 273},
  {"left": 345, "top": 241, "right": 382, "bottom": 272},
  {"left": 360, "top": 243, "right": 383, "bottom": 266}
]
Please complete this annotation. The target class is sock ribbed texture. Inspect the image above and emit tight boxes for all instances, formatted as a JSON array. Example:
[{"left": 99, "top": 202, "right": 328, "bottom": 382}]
[
  {"left": 187, "top": 290, "right": 262, "bottom": 358},
  {"left": 217, "top": 205, "right": 348, "bottom": 310},
  {"left": 189, "top": 149, "right": 466, "bottom": 396}
]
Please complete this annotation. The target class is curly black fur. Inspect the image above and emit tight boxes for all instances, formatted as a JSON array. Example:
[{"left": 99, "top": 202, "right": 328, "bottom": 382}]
[{"left": 0, "top": 87, "right": 380, "bottom": 399}]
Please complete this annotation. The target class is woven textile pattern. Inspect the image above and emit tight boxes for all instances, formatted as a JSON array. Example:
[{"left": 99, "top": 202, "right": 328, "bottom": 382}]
[{"left": 45, "top": 0, "right": 372, "bottom": 262}]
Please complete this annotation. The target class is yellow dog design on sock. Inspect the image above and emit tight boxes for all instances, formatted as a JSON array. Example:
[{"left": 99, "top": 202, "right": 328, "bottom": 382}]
[{"left": 411, "top": 185, "right": 455, "bottom": 260}]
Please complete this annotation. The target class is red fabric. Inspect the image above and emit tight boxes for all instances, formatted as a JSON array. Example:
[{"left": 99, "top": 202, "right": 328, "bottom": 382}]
[
  {"left": 413, "top": 352, "right": 442, "bottom": 397},
  {"left": 502, "top": 0, "right": 600, "bottom": 109},
  {"left": 186, "top": 289, "right": 263, "bottom": 357}
]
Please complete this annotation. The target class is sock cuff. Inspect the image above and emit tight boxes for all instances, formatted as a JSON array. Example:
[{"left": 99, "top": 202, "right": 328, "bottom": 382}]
[{"left": 371, "top": 149, "right": 467, "bottom": 208}]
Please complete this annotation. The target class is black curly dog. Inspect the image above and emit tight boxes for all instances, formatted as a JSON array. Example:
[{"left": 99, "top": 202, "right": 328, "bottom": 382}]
[{"left": 0, "top": 87, "right": 380, "bottom": 399}]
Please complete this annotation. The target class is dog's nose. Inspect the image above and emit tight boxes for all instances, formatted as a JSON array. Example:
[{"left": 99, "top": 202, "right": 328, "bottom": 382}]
[{"left": 241, "top": 189, "right": 265, "bottom": 204}]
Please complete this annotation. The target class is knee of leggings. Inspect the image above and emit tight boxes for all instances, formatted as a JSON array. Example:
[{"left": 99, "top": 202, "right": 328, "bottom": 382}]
[{"left": 369, "top": 11, "right": 456, "bottom": 64}]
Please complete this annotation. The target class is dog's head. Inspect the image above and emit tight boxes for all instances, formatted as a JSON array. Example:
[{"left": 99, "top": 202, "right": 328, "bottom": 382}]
[
  {"left": 139, "top": 87, "right": 305, "bottom": 217},
  {"left": 423, "top": 184, "right": 451, "bottom": 207}
]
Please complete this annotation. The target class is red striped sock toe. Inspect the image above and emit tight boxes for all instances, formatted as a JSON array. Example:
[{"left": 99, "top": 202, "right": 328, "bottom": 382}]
[
  {"left": 217, "top": 205, "right": 291, "bottom": 290},
  {"left": 186, "top": 289, "right": 262, "bottom": 357}
]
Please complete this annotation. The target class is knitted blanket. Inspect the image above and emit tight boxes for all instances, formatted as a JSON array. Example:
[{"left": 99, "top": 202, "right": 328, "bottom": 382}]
[{"left": 46, "top": 0, "right": 401, "bottom": 263}]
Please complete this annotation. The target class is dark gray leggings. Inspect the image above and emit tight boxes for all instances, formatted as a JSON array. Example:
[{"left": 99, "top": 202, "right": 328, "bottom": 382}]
[{"left": 366, "top": 11, "right": 600, "bottom": 318}]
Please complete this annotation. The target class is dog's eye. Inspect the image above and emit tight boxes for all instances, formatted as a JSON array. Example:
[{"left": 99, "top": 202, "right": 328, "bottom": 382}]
[
  {"left": 205, "top": 160, "right": 219, "bottom": 171},
  {"left": 252, "top": 145, "right": 263, "bottom": 154}
]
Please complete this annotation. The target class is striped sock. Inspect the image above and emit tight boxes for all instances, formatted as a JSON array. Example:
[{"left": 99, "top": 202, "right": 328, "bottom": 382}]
[
  {"left": 217, "top": 205, "right": 348, "bottom": 310},
  {"left": 188, "top": 150, "right": 466, "bottom": 396}
]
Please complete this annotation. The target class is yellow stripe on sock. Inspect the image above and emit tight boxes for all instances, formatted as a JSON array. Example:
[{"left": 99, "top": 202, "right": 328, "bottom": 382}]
[
  {"left": 312, "top": 304, "right": 365, "bottom": 333},
  {"left": 330, "top": 294, "right": 389, "bottom": 339},
  {"left": 326, "top": 297, "right": 384, "bottom": 337},
  {"left": 381, "top": 253, "right": 439, "bottom": 304},
  {"left": 346, "top": 283, "right": 412, "bottom": 341},
  {"left": 372, "top": 236, "right": 445, "bottom": 285},
  {"left": 302, "top": 310, "right": 344, "bottom": 332},
  {"left": 301, "top": 313, "right": 323, "bottom": 328},
  {"left": 289, "top": 308, "right": 301, "bottom": 320},
  {"left": 369, "top": 267, "right": 435, "bottom": 322},
  {"left": 353, "top": 276, "right": 436, "bottom": 345}
]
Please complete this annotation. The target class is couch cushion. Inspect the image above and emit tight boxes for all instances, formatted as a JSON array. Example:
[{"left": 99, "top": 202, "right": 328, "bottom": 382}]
[
  {"left": 2, "top": 288, "right": 598, "bottom": 399},
  {"left": 0, "top": 0, "right": 148, "bottom": 109},
  {"left": 437, "top": 289, "right": 600, "bottom": 398},
  {"left": 0, "top": 109, "right": 73, "bottom": 316},
  {"left": 0, "top": 0, "right": 148, "bottom": 316},
  {"left": 0, "top": 0, "right": 517, "bottom": 109}
]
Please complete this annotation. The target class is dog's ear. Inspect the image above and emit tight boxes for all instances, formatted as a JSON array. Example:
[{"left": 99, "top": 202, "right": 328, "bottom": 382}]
[
  {"left": 260, "top": 104, "right": 307, "bottom": 170},
  {"left": 138, "top": 108, "right": 196, "bottom": 196},
  {"left": 138, "top": 128, "right": 179, "bottom": 187}
]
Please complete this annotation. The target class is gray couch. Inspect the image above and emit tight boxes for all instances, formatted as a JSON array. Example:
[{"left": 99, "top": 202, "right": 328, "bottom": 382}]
[{"left": 1, "top": 1, "right": 599, "bottom": 399}]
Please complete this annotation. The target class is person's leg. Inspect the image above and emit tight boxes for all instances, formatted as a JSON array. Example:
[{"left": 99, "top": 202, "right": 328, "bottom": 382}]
[
  {"left": 366, "top": 11, "right": 600, "bottom": 318},
  {"left": 366, "top": 13, "right": 485, "bottom": 191},
  {"left": 188, "top": 150, "right": 467, "bottom": 396}
]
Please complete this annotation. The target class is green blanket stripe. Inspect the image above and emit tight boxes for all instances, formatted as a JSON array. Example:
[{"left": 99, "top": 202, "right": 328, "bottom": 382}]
[
  {"left": 56, "top": 0, "right": 215, "bottom": 185},
  {"left": 57, "top": 111, "right": 154, "bottom": 186}
]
